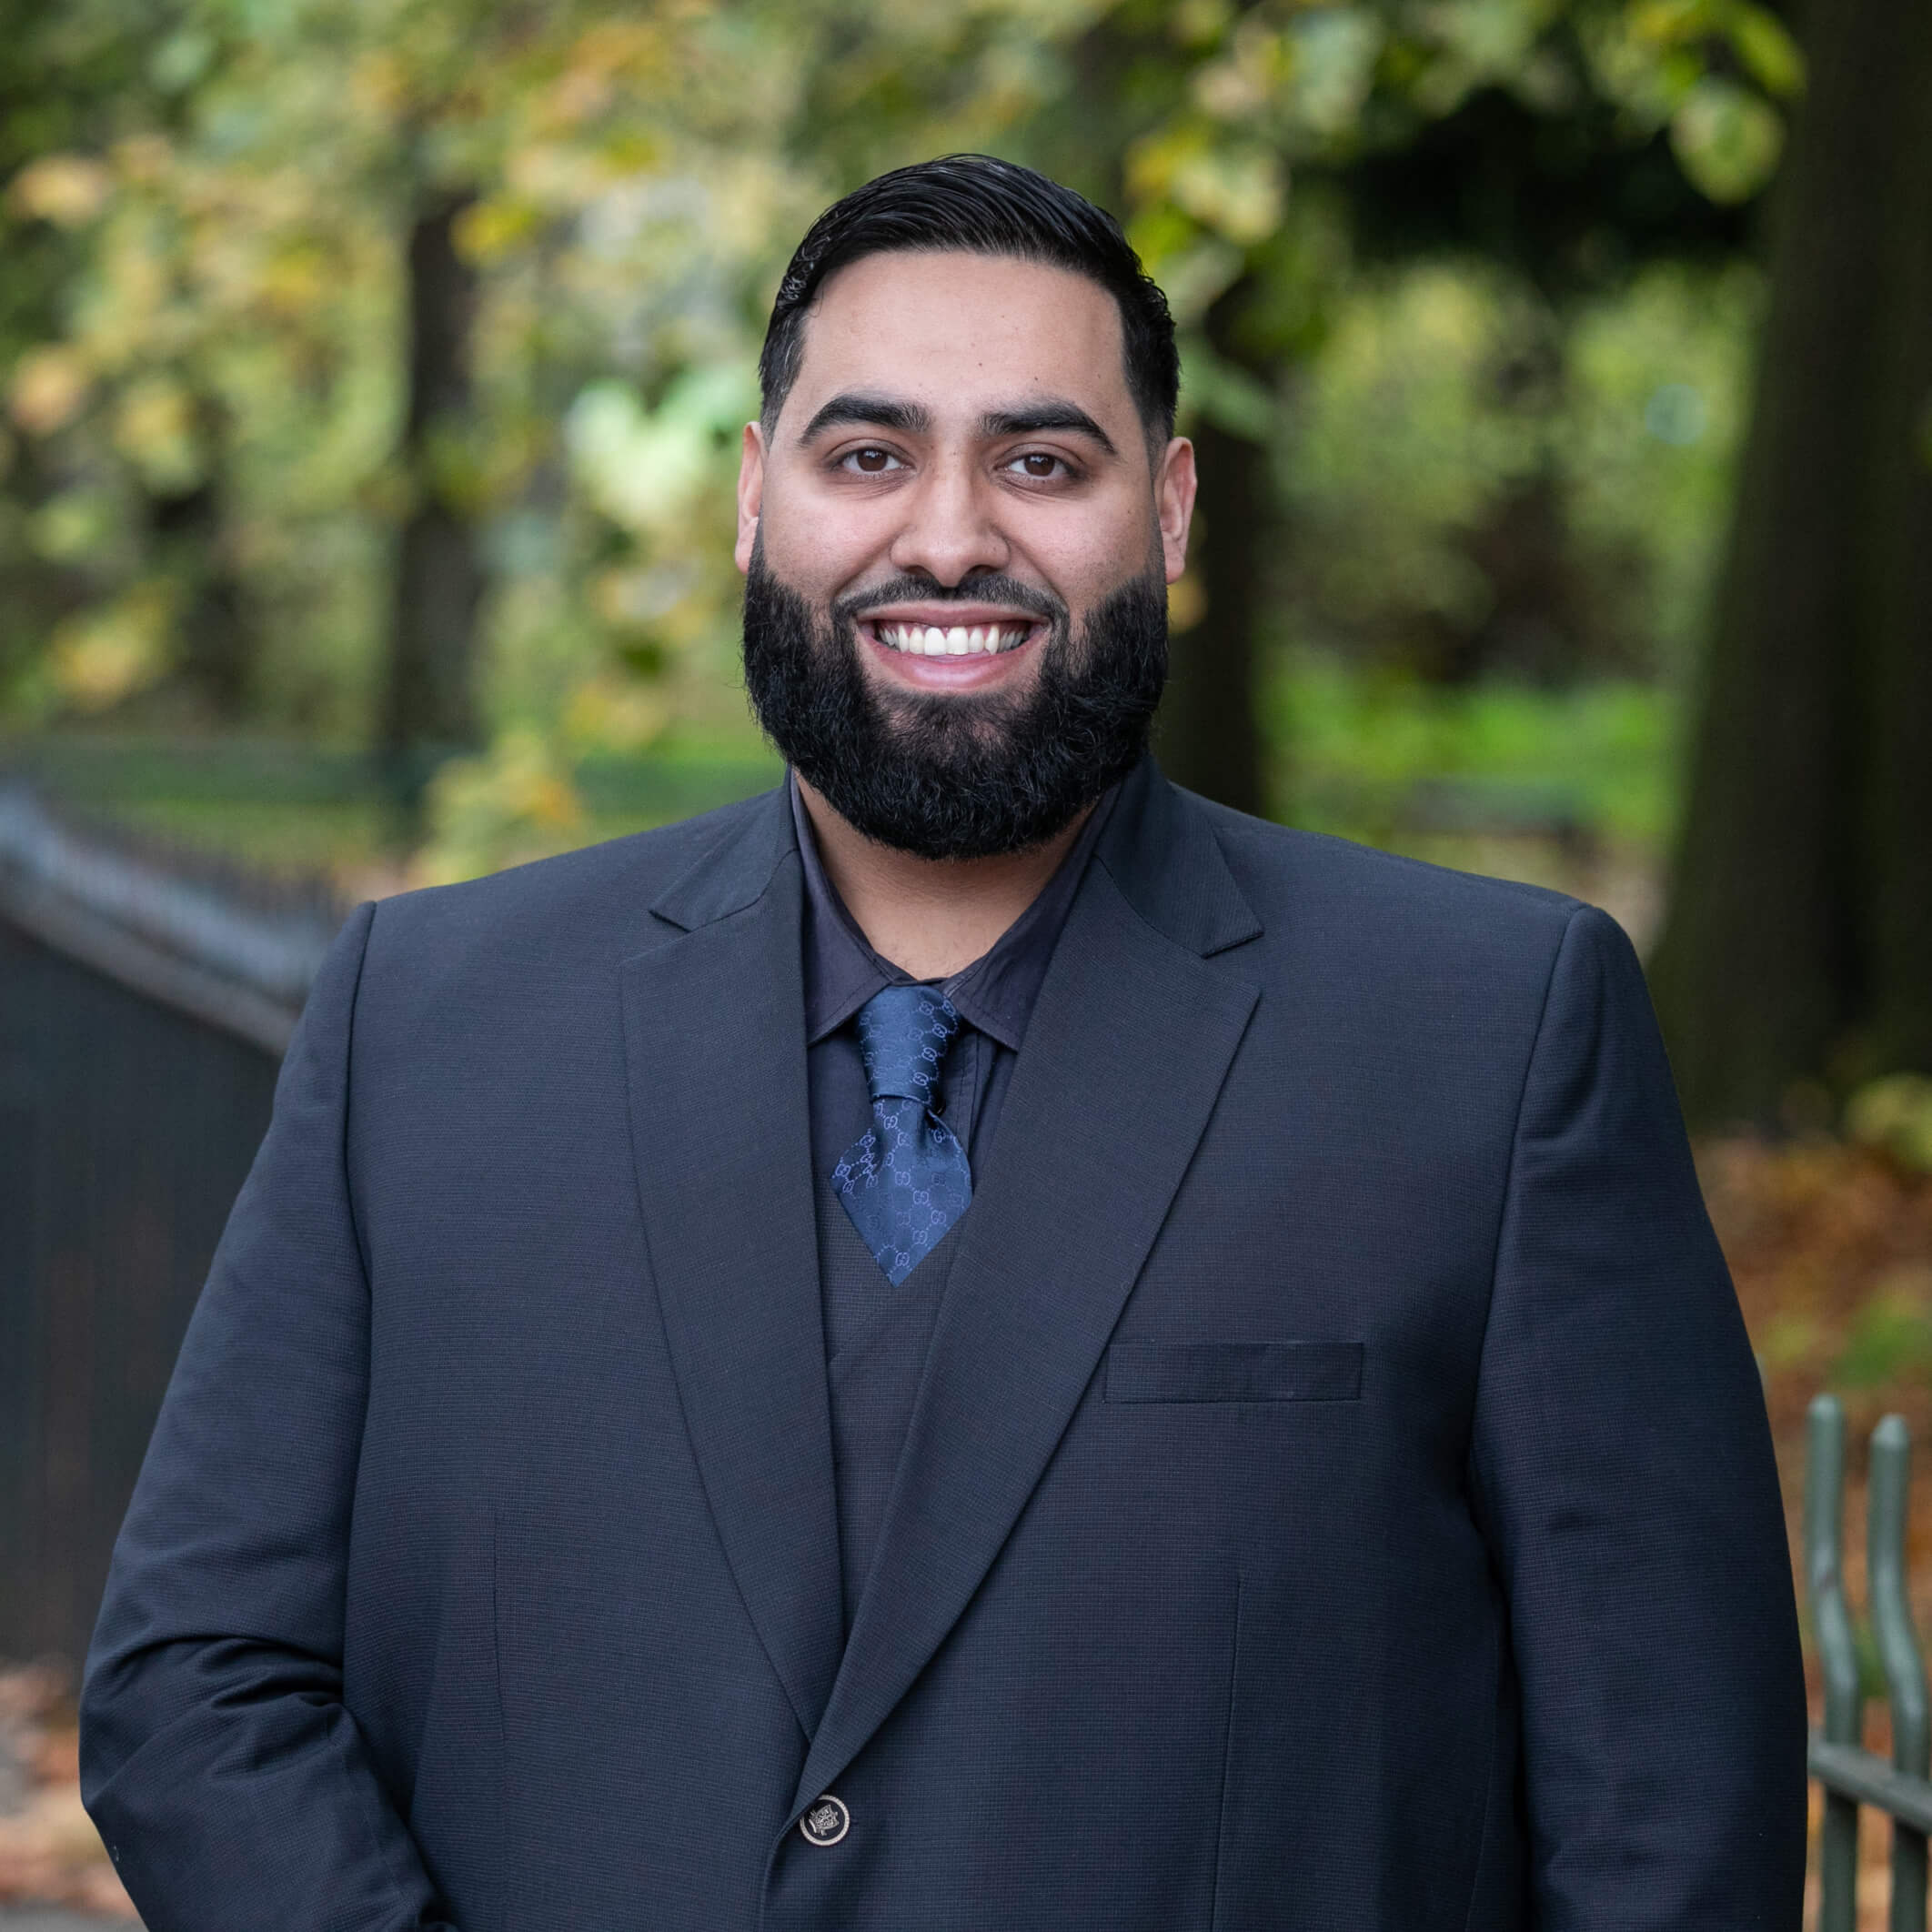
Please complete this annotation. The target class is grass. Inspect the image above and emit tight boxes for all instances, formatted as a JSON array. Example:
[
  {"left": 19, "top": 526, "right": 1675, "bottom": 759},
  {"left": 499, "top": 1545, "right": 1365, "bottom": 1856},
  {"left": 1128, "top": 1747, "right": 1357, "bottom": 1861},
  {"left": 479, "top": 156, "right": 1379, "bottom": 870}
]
[
  {"left": 0, "top": 730, "right": 783, "bottom": 889},
  {"left": 4, "top": 665, "right": 1681, "bottom": 903},
  {"left": 1274, "top": 654, "right": 1682, "bottom": 850}
]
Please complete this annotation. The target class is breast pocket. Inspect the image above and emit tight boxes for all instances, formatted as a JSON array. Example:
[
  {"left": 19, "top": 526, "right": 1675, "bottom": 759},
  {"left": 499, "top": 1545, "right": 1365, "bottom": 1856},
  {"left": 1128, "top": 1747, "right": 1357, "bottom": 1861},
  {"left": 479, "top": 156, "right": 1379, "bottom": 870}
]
[{"left": 1104, "top": 1340, "right": 1364, "bottom": 1404}]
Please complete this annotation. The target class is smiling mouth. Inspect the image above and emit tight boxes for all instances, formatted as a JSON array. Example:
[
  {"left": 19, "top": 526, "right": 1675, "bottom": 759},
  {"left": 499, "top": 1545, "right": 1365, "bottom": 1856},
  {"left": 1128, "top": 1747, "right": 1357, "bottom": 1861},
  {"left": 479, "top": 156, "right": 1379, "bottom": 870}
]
[{"left": 867, "top": 620, "right": 1037, "bottom": 659}]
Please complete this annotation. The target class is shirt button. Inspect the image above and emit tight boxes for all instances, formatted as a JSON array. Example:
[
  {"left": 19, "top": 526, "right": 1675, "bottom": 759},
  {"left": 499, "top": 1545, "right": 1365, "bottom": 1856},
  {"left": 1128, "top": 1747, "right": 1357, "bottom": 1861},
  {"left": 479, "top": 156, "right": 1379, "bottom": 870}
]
[{"left": 800, "top": 1794, "right": 850, "bottom": 1846}]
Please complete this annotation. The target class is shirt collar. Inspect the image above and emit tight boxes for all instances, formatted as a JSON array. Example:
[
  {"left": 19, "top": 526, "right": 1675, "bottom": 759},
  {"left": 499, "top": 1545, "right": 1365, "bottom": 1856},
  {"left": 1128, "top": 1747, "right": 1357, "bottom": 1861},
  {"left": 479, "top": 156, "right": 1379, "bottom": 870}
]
[{"left": 790, "top": 772, "right": 1117, "bottom": 1051}]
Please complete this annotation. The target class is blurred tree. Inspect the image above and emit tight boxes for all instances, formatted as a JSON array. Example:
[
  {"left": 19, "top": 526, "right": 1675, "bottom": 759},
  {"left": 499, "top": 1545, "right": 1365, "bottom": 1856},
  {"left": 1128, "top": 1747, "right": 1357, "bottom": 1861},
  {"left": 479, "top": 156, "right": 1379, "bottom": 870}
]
[
  {"left": 383, "top": 188, "right": 486, "bottom": 805},
  {"left": 1, "top": 0, "right": 285, "bottom": 723},
  {"left": 1026, "top": 0, "right": 1798, "bottom": 814},
  {"left": 1161, "top": 271, "right": 1272, "bottom": 817},
  {"left": 1, "top": 0, "right": 176, "bottom": 708},
  {"left": 1334, "top": 20, "right": 1782, "bottom": 696},
  {"left": 148, "top": 428, "right": 251, "bottom": 715},
  {"left": 1649, "top": 0, "right": 1932, "bottom": 1125}
]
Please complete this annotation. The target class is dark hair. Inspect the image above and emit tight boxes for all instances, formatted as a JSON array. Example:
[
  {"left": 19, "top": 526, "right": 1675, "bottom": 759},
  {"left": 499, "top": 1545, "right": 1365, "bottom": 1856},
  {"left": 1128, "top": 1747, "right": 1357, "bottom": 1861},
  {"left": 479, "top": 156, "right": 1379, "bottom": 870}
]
[{"left": 758, "top": 155, "right": 1179, "bottom": 446}]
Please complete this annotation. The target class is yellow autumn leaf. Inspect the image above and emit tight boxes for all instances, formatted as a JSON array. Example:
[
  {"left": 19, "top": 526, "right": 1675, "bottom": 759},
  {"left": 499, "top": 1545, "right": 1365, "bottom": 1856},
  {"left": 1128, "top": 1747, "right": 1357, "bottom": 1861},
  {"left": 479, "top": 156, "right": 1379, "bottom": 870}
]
[
  {"left": 48, "top": 584, "right": 176, "bottom": 713},
  {"left": 1169, "top": 143, "right": 1286, "bottom": 247},
  {"left": 456, "top": 195, "right": 543, "bottom": 264},
  {"left": 563, "top": 671, "right": 672, "bottom": 752},
  {"left": 6, "top": 347, "right": 93, "bottom": 436},
  {"left": 113, "top": 374, "right": 205, "bottom": 493},
  {"left": 7, "top": 153, "right": 114, "bottom": 226}
]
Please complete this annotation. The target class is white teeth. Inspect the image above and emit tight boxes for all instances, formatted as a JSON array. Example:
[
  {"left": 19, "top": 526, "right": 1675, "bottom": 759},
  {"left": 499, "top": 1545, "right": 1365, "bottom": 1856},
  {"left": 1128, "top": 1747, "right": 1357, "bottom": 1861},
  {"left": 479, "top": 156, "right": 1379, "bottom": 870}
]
[{"left": 877, "top": 620, "right": 1031, "bottom": 656}]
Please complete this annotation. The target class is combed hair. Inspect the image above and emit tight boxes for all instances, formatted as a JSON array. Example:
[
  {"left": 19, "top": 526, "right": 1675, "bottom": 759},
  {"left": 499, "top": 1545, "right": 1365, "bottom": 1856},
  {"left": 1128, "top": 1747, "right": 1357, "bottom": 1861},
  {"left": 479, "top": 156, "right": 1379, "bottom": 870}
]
[{"left": 758, "top": 154, "right": 1179, "bottom": 446}]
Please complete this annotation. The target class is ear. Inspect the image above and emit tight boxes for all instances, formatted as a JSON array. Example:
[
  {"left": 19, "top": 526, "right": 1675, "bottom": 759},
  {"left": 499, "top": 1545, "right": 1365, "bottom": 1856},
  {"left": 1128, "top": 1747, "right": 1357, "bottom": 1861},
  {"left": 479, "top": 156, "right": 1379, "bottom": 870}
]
[
  {"left": 1155, "top": 436, "right": 1197, "bottom": 583},
  {"left": 734, "top": 421, "right": 766, "bottom": 574}
]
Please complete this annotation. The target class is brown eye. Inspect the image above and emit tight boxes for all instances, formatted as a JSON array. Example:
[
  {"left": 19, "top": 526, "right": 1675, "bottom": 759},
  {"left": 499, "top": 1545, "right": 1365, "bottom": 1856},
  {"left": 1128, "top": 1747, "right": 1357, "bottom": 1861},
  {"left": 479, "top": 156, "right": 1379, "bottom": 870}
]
[
  {"left": 849, "top": 447, "right": 895, "bottom": 473},
  {"left": 1017, "top": 453, "right": 1060, "bottom": 478}
]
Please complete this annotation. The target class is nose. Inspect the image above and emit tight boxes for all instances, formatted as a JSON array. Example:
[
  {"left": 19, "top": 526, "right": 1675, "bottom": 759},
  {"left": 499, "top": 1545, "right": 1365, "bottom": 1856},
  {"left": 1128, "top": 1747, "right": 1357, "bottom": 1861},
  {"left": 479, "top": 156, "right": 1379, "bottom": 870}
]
[{"left": 886, "top": 458, "right": 1011, "bottom": 588}]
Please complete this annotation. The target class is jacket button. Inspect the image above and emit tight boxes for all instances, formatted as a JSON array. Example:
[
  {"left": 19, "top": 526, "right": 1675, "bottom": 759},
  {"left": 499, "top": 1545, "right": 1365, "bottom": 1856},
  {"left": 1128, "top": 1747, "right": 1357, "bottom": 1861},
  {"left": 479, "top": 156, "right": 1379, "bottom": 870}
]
[{"left": 800, "top": 1794, "right": 850, "bottom": 1846}]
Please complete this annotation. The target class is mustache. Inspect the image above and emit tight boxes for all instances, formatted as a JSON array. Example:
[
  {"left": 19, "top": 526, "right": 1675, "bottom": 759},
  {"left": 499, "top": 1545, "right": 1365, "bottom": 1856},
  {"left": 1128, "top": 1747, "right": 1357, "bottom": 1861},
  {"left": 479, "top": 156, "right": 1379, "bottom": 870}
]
[{"left": 830, "top": 573, "right": 1065, "bottom": 629}]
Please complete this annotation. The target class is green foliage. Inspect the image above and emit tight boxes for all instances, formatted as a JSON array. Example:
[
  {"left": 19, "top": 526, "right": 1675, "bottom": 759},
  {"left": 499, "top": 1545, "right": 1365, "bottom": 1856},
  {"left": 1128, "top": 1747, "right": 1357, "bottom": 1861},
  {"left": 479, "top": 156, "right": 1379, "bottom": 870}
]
[
  {"left": 0, "top": 0, "right": 1800, "bottom": 879},
  {"left": 1833, "top": 1277, "right": 1932, "bottom": 1390},
  {"left": 1273, "top": 257, "right": 1756, "bottom": 686},
  {"left": 1274, "top": 656, "right": 1676, "bottom": 846},
  {"left": 417, "top": 726, "right": 588, "bottom": 884},
  {"left": 1846, "top": 1077, "right": 1932, "bottom": 1176},
  {"left": 1099, "top": 0, "right": 1797, "bottom": 296}
]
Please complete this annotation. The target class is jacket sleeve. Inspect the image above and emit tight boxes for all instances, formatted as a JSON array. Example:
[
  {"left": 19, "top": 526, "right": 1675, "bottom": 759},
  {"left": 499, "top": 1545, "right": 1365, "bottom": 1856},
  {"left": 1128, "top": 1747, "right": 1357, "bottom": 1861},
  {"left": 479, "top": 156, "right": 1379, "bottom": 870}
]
[
  {"left": 80, "top": 901, "right": 456, "bottom": 1932},
  {"left": 1470, "top": 905, "right": 1808, "bottom": 1929}
]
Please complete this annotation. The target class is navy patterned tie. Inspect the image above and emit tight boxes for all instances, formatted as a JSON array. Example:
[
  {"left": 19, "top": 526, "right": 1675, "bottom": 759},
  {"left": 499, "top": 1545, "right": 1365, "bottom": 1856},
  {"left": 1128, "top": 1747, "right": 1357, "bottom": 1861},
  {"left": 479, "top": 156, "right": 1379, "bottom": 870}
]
[{"left": 833, "top": 985, "right": 973, "bottom": 1285}]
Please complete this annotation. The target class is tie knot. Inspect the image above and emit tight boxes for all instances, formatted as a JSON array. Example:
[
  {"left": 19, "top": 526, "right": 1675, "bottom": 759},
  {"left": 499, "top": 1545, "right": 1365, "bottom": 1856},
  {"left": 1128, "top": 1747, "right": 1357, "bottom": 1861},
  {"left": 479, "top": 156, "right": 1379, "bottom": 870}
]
[{"left": 856, "top": 984, "right": 961, "bottom": 1108}]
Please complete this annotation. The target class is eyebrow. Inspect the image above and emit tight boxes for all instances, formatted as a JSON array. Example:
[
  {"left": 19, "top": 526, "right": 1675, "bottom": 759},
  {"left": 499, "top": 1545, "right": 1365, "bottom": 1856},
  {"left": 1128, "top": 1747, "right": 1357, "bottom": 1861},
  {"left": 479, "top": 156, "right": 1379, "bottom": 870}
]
[
  {"left": 980, "top": 402, "right": 1118, "bottom": 458},
  {"left": 797, "top": 393, "right": 932, "bottom": 442},
  {"left": 795, "top": 390, "right": 1120, "bottom": 459}
]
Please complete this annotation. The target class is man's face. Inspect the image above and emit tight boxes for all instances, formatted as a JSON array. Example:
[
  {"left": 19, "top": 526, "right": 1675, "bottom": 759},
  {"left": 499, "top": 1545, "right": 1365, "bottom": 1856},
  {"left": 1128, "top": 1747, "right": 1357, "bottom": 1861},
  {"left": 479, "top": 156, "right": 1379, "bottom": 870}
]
[{"left": 735, "top": 248, "right": 1196, "bottom": 860}]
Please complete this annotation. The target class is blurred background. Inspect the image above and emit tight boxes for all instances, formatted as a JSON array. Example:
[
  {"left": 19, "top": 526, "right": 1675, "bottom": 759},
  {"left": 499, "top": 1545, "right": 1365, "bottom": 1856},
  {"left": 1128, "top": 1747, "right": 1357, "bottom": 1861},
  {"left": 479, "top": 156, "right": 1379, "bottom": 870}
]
[{"left": 0, "top": 0, "right": 1928, "bottom": 1917}]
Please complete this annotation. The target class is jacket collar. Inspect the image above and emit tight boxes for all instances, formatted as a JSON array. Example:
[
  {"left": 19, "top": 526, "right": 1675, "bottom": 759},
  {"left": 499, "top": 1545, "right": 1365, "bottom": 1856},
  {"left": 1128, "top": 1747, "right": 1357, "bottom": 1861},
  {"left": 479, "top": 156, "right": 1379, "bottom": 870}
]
[
  {"left": 646, "top": 754, "right": 1260, "bottom": 956},
  {"left": 648, "top": 784, "right": 800, "bottom": 934},
  {"left": 1094, "top": 754, "right": 1263, "bottom": 960}
]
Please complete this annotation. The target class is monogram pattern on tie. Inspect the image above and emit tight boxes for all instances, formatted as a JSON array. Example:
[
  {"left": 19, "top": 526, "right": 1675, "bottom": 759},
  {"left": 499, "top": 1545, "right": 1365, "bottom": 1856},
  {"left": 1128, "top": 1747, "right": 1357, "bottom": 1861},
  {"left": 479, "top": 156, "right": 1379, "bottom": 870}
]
[{"left": 833, "top": 985, "right": 973, "bottom": 1285}]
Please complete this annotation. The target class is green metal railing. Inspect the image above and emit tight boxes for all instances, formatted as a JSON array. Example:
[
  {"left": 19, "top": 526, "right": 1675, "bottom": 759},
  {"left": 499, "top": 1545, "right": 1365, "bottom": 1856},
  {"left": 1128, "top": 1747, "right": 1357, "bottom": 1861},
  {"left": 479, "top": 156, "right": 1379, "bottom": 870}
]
[{"left": 1807, "top": 1394, "right": 1932, "bottom": 1932}]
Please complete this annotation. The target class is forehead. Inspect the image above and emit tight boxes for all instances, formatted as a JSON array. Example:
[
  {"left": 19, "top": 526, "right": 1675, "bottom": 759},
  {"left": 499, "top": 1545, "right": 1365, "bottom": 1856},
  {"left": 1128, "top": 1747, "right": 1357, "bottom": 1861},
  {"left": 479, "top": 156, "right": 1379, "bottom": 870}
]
[{"left": 782, "top": 249, "right": 1132, "bottom": 433}]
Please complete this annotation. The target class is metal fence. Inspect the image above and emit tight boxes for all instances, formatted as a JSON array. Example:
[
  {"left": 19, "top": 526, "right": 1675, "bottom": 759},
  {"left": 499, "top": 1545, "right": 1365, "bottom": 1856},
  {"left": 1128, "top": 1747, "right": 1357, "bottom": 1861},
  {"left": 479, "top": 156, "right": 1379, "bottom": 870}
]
[
  {"left": 0, "top": 781, "right": 341, "bottom": 1665},
  {"left": 1807, "top": 1394, "right": 1932, "bottom": 1932}
]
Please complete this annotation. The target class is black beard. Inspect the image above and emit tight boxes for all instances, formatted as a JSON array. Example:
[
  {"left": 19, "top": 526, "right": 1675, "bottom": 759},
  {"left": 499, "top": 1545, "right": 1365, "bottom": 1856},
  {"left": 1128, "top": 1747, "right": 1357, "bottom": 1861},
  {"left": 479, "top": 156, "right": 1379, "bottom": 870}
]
[{"left": 740, "top": 548, "right": 1168, "bottom": 861}]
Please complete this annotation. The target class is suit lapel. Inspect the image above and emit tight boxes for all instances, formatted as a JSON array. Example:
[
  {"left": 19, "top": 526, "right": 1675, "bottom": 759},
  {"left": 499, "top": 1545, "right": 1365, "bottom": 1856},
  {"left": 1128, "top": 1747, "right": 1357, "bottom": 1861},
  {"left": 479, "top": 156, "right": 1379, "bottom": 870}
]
[
  {"left": 619, "top": 794, "right": 843, "bottom": 1742},
  {"left": 794, "top": 772, "right": 1263, "bottom": 1812}
]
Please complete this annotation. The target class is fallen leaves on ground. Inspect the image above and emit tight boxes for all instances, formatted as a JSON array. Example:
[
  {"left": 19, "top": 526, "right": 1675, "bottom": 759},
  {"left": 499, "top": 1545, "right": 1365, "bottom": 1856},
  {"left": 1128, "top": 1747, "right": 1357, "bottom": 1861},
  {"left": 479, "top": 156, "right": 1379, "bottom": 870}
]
[
  {"left": 1706, "top": 1132, "right": 1932, "bottom": 1693},
  {"left": 1706, "top": 1133, "right": 1932, "bottom": 1932},
  {"left": 0, "top": 1663, "right": 137, "bottom": 1917}
]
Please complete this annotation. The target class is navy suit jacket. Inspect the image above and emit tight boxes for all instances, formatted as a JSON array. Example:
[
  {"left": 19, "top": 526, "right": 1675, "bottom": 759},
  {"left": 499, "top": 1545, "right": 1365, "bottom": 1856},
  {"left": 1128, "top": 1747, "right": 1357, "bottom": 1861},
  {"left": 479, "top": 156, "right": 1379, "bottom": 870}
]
[{"left": 81, "top": 760, "right": 1806, "bottom": 1931}]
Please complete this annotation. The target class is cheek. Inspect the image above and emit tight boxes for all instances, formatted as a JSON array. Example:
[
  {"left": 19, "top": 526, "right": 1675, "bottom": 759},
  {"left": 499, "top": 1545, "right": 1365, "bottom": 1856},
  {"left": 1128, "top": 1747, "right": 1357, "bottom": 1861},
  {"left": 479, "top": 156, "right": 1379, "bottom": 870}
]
[
  {"left": 1023, "top": 507, "right": 1160, "bottom": 609},
  {"left": 760, "top": 479, "right": 891, "bottom": 591}
]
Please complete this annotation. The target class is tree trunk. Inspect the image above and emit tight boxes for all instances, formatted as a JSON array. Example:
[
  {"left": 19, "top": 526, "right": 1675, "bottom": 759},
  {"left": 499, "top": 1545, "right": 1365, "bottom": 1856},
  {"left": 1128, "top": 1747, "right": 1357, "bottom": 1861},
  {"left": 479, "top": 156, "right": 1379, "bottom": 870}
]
[
  {"left": 151, "top": 470, "right": 252, "bottom": 719},
  {"left": 382, "top": 188, "right": 484, "bottom": 812},
  {"left": 1647, "top": 0, "right": 1932, "bottom": 1127},
  {"left": 0, "top": 440, "right": 92, "bottom": 695},
  {"left": 1859, "top": 30, "right": 1932, "bottom": 1078},
  {"left": 1157, "top": 278, "right": 1270, "bottom": 819}
]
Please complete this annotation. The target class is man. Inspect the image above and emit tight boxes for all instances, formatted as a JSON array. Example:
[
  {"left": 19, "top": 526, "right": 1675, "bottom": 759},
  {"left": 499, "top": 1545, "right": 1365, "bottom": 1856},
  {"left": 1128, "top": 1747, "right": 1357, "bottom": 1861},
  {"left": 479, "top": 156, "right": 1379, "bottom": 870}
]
[{"left": 82, "top": 156, "right": 1806, "bottom": 1930}]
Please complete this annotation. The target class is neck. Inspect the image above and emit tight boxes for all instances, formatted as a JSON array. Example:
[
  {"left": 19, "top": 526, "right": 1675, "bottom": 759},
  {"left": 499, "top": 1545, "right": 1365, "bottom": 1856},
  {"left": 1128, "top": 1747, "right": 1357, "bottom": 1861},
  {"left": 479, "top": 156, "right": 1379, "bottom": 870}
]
[{"left": 796, "top": 778, "right": 1092, "bottom": 981}]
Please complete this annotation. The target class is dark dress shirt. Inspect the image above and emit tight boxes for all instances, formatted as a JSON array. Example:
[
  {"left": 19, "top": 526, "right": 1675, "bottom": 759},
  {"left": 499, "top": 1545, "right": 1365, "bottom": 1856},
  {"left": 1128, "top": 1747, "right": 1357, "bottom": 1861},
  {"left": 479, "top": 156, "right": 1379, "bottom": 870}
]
[
  {"left": 790, "top": 774, "right": 1116, "bottom": 1357},
  {"left": 790, "top": 776, "right": 1116, "bottom": 1626}
]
